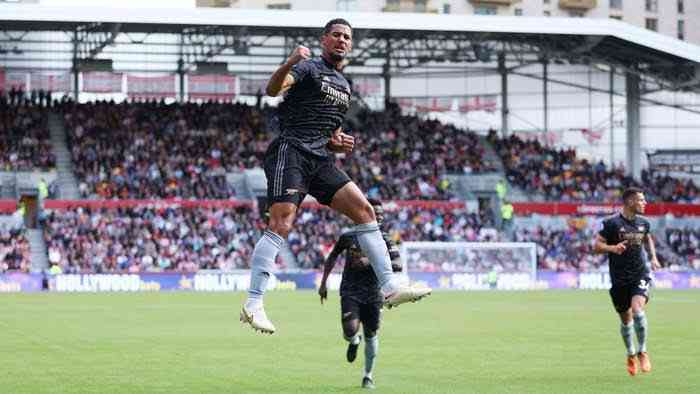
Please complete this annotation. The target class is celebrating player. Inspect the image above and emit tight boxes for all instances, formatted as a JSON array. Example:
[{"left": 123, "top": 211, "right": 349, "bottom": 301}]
[
  {"left": 240, "top": 18, "right": 431, "bottom": 334},
  {"left": 318, "top": 199, "right": 403, "bottom": 389},
  {"left": 594, "top": 187, "right": 661, "bottom": 376}
]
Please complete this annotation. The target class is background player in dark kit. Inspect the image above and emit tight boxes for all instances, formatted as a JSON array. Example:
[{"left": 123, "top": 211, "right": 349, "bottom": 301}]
[{"left": 319, "top": 199, "right": 403, "bottom": 389}]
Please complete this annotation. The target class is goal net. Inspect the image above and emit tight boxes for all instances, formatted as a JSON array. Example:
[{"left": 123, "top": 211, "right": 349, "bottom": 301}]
[{"left": 400, "top": 242, "right": 537, "bottom": 289}]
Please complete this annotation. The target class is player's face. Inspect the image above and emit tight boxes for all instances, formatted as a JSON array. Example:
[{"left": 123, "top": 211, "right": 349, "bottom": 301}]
[
  {"left": 373, "top": 205, "right": 384, "bottom": 224},
  {"left": 626, "top": 192, "right": 647, "bottom": 214},
  {"left": 321, "top": 24, "right": 352, "bottom": 62}
]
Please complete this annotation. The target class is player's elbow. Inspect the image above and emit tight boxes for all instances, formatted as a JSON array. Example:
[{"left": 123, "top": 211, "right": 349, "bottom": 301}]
[
  {"left": 265, "top": 85, "right": 279, "bottom": 97},
  {"left": 592, "top": 243, "right": 605, "bottom": 254}
]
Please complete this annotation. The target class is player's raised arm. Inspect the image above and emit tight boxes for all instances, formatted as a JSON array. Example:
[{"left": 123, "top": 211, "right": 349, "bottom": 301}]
[
  {"left": 319, "top": 234, "right": 349, "bottom": 304},
  {"left": 644, "top": 233, "right": 661, "bottom": 270},
  {"left": 265, "top": 45, "right": 310, "bottom": 96}
]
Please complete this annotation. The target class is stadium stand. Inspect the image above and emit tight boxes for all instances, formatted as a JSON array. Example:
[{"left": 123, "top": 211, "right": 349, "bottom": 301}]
[
  {"left": 61, "top": 101, "right": 266, "bottom": 199},
  {"left": 59, "top": 100, "right": 495, "bottom": 200},
  {"left": 0, "top": 101, "right": 56, "bottom": 172},
  {"left": 489, "top": 130, "right": 700, "bottom": 203},
  {"left": 0, "top": 214, "right": 30, "bottom": 273}
]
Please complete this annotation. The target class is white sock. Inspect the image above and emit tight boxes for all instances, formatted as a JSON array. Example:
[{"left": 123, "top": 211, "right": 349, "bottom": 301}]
[
  {"left": 245, "top": 230, "right": 283, "bottom": 309},
  {"left": 353, "top": 222, "right": 399, "bottom": 294}
]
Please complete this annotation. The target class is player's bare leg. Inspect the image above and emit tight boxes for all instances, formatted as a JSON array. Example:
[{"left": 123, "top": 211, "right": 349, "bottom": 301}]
[
  {"left": 241, "top": 202, "right": 297, "bottom": 334},
  {"left": 330, "top": 182, "right": 431, "bottom": 307},
  {"left": 631, "top": 295, "right": 651, "bottom": 373}
]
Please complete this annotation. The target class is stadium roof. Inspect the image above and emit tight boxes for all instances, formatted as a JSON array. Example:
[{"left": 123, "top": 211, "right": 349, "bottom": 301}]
[{"left": 1, "top": 4, "right": 699, "bottom": 90}]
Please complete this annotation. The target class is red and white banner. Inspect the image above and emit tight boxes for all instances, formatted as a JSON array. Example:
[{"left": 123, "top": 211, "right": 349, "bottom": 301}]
[
  {"left": 83, "top": 72, "right": 123, "bottom": 93},
  {"left": 126, "top": 74, "right": 176, "bottom": 99},
  {"left": 187, "top": 74, "right": 236, "bottom": 100},
  {"left": 30, "top": 72, "right": 71, "bottom": 92},
  {"left": 458, "top": 95, "right": 497, "bottom": 113},
  {"left": 397, "top": 95, "right": 498, "bottom": 113},
  {"left": 513, "top": 202, "right": 700, "bottom": 217},
  {"left": 398, "top": 97, "right": 452, "bottom": 113},
  {"left": 4, "top": 71, "right": 28, "bottom": 91},
  {"left": 238, "top": 77, "right": 267, "bottom": 96}
]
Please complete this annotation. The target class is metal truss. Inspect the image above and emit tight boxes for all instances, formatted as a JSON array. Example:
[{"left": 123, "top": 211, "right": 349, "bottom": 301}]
[
  {"left": 70, "top": 22, "right": 123, "bottom": 60},
  {"left": 180, "top": 26, "right": 253, "bottom": 72},
  {"left": 1, "top": 22, "right": 697, "bottom": 95}
]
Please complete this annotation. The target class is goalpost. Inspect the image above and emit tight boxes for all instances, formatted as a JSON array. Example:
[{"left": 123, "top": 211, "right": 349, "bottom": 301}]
[{"left": 400, "top": 242, "right": 538, "bottom": 286}]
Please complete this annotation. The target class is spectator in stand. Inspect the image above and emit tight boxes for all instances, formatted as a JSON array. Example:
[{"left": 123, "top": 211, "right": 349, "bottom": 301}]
[
  {"left": 488, "top": 129, "right": 699, "bottom": 203},
  {"left": 0, "top": 103, "right": 56, "bottom": 171},
  {"left": 0, "top": 220, "right": 31, "bottom": 273},
  {"left": 289, "top": 204, "right": 501, "bottom": 269},
  {"left": 61, "top": 101, "right": 273, "bottom": 199},
  {"left": 60, "top": 100, "right": 496, "bottom": 200},
  {"left": 42, "top": 205, "right": 277, "bottom": 273},
  {"left": 346, "top": 108, "right": 498, "bottom": 200}
]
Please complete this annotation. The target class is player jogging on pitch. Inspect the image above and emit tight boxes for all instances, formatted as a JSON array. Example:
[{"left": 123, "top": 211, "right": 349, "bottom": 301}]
[
  {"left": 594, "top": 187, "right": 661, "bottom": 376},
  {"left": 318, "top": 199, "right": 402, "bottom": 389},
  {"left": 240, "top": 18, "right": 431, "bottom": 335}
]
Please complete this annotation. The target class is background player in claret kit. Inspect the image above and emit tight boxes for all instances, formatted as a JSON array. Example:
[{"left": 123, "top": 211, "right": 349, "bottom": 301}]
[
  {"left": 594, "top": 187, "right": 661, "bottom": 376},
  {"left": 240, "top": 18, "right": 431, "bottom": 335},
  {"left": 318, "top": 199, "right": 403, "bottom": 389}
]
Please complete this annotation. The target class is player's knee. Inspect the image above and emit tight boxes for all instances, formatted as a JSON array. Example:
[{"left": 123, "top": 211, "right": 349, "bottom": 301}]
[
  {"left": 631, "top": 303, "right": 645, "bottom": 315},
  {"left": 363, "top": 328, "right": 377, "bottom": 339},
  {"left": 343, "top": 322, "right": 360, "bottom": 338},
  {"left": 354, "top": 201, "right": 376, "bottom": 224},
  {"left": 269, "top": 221, "right": 292, "bottom": 238},
  {"left": 268, "top": 208, "right": 296, "bottom": 238},
  {"left": 619, "top": 310, "right": 633, "bottom": 324}
]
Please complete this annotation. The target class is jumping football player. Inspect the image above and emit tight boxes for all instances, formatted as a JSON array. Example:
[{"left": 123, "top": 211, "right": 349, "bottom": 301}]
[{"left": 240, "top": 18, "right": 430, "bottom": 335}]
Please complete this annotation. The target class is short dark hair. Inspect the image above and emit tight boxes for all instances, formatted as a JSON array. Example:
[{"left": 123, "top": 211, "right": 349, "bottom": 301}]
[
  {"left": 622, "top": 187, "right": 643, "bottom": 202},
  {"left": 368, "top": 198, "right": 382, "bottom": 207},
  {"left": 324, "top": 18, "right": 352, "bottom": 34}
]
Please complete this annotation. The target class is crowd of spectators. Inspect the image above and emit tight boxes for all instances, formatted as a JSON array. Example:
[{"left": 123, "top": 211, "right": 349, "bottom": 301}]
[
  {"left": 38, "top": 203, "right": 500, "bottom": 272},
  {"left": 490, "top": 130, "right": 637, "bottom": 202},
  {"left": 0, "top": 100, "right": 56, "bottom": 171},
  {"left": 289, "top": 204, "right": 500, "bottom": 269},
  {"left": 60, "top": 100, "right": 497, "bottom": 200},
  {"left": 513, "top": 221, "right": 604, "bottom": 272},
  {"left": 62, "top": 101, "right": 272, "bottom": 199},
  {"left": 664, "top": 227, "right": 700, "bottom": 270},
  {"left": 0, "top": 201, "right": 695, "bottom": 273},
  {"left": 41, "top": 205, "right": 278, "bottom": 273},
  {"left": 345, "top": 105, "right": 498, "bottom": 200},
  {"left": 0, "top": 216, "right": 31, "bottom": 273},
  {"left": 642, "top": 172, "right": 700, "bottom": 204},
  {"left": 489, "top": 130, "right": 700, "bottom": 203},
  {"left": 512, "top": 217, "right": 700, "bottom": 272}
]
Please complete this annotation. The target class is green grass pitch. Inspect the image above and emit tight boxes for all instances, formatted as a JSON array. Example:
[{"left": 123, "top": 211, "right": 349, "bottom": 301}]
[{"left": 1, "top": 290, "right": 698, "bottom": 393}]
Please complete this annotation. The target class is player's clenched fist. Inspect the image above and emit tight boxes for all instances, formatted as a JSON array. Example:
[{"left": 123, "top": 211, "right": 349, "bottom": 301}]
[
  {"left": 610, "top": 240, "right": 628, "bottom": 255},
  {"left": 287, "top": 45, "right": 311, "bottom": 66}
]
